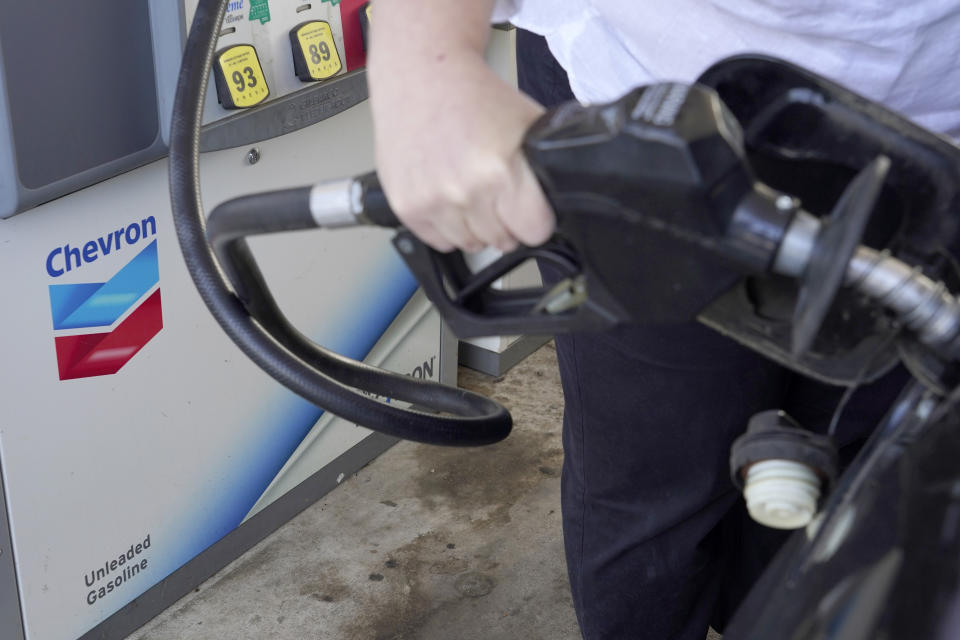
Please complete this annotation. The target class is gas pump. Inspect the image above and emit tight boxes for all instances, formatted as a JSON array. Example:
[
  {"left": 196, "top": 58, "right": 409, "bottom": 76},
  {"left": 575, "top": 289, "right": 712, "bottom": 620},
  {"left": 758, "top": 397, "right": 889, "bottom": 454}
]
[{"left": 0, "top": 2, "right": 522, "bottom": 639}]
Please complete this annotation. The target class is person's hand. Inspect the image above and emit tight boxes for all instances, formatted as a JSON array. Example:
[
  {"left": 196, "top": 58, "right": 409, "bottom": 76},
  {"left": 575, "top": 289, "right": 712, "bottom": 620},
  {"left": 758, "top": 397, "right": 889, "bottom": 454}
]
[{"left": 368, "top": 0, "right": 555, "bottom": 253}]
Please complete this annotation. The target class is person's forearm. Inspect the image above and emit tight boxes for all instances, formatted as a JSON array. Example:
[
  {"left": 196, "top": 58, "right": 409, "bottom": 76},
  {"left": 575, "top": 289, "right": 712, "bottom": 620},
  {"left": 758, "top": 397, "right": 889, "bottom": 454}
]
[{"left": 369, "top": 0, "right": 497, "bottom": 72}]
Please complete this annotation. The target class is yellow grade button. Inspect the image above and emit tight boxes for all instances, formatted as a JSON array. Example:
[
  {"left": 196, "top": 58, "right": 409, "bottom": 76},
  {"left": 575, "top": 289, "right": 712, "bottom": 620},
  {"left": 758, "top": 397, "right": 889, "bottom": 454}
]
[
  {"left": 214, "top": 44, "right": 270, "bottom": 109},
  {"left": 290, "top": 21, "right": 343, "bottom": 82}
]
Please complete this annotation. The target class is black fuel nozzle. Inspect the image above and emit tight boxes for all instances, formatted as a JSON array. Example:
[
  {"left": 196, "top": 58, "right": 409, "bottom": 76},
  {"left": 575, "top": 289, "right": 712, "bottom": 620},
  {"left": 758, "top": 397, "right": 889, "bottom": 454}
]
[
  {"left": 525, "top": 83, "right": 808, "bottom": 272},
  {"left": 517, "top": 82, "right": 803, "bottom": 326}
]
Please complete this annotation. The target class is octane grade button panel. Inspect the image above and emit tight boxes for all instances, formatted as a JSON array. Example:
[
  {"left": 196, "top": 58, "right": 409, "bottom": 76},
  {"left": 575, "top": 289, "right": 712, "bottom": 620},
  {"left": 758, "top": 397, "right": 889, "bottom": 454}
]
[
  {"left": 213, "top": 44, "right": 270, "bottom": 109},
  {"left": 290, "top": 21, "right": 343, "bottom": 82}
]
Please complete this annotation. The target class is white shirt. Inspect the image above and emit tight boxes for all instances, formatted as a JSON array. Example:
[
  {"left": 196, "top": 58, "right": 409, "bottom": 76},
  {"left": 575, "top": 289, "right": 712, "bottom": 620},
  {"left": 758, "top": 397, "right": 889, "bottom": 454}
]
[{"left": 493, "top": 0, "right": 960, "bottom": 139}]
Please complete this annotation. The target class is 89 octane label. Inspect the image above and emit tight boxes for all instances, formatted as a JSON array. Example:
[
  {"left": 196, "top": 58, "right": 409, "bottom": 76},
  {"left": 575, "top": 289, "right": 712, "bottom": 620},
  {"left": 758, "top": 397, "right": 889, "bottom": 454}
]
[
  {"left": 293, "top": 22, "right": 342, "bottom": 81},
  {"left": 216, "top": 44, "right": 269, "bottom": 108}
]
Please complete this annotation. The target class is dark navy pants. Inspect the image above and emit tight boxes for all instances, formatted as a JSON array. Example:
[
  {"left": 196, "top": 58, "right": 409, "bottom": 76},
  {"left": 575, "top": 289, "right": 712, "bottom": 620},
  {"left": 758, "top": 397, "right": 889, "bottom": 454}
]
[{"left": 516, "top": 30, "right": 908, "bottom": 640}]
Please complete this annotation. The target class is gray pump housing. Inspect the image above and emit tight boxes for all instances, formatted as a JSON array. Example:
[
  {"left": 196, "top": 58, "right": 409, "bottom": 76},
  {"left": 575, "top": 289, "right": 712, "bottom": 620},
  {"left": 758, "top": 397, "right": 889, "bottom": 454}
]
[{"left": 0, "top": 1, "right": 184, "bottom": 219}]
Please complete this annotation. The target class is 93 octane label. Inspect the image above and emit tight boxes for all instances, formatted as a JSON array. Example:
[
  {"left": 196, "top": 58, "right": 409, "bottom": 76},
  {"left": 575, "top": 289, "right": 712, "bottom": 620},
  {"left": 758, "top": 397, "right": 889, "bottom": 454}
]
[
  {"left": 217, "top": 45, "right": 269, "bottom": 108},
  {"left": 294, "top": 22, "right": 342, "bottom": 80}
]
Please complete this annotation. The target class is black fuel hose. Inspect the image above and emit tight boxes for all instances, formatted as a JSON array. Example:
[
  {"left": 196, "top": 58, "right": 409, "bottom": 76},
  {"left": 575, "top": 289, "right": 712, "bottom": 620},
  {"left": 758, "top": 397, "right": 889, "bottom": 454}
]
[
  {"left": 205, "top": 189, "right": 511, "bottom": 416},
  {"left": 168, "top": 0, "right": 511, "bottom": 446}
]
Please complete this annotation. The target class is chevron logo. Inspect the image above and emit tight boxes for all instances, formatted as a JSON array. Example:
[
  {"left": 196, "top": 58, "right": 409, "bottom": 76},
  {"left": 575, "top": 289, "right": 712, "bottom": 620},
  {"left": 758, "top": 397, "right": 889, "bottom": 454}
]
[{"left": 47, "top": 239, "right": 163, "bottom": 380}]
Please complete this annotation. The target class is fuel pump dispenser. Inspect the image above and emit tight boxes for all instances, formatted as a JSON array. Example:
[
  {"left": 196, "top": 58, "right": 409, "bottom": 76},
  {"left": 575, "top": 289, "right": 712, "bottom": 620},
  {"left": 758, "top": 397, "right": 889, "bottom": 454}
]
[{"left": 0, "top": 2, "right": 520, "bottom": 640}]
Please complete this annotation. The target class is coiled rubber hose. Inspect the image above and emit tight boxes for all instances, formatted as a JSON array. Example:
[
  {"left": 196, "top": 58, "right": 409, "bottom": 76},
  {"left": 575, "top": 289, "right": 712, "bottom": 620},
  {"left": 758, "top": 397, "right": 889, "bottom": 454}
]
[{"left": 168, "top": 0, "right": 511, "bottom": 446}]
